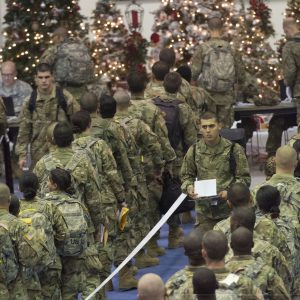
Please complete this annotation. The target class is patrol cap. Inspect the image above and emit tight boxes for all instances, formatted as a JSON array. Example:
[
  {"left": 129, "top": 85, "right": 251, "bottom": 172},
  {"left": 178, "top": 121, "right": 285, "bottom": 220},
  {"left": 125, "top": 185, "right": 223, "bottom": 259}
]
[{"left": 113, "top": 89, "right": 130, "bottom": 106}]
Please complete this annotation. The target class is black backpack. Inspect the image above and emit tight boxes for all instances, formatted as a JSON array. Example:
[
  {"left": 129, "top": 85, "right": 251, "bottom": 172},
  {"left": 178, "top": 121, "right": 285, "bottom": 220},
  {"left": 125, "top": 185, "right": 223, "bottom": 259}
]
[{"left": 153, "top": 97, "right": 183, "bottom": 150}]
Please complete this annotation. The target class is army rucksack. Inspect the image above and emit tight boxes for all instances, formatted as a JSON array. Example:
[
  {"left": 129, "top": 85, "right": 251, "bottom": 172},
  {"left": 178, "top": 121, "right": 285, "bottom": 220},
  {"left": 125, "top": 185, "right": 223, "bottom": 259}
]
[
  {"left": 201, "top": 43, "right": 235, "bottom": 93},
  {"left": 54, "top": 38, "right": 94, "bottom": 85},
  {"left": 47, "top": 194, "right": 88, "bottom": 256},
  {"left": 0, "top": 218, "right": 19, "bottom": 285},
  {"left": 19, "top": 202, "right": 56, "bottom": 269},
  {"left": 153, "top": 97, "right": 184, "bottom": 150}
]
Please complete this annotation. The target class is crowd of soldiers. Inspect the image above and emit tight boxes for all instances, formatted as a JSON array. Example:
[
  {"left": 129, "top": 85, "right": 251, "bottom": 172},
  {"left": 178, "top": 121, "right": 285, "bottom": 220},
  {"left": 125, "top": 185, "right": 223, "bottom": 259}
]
[{"left": 0, "top": 13, "right": 300, "bottom": 300}]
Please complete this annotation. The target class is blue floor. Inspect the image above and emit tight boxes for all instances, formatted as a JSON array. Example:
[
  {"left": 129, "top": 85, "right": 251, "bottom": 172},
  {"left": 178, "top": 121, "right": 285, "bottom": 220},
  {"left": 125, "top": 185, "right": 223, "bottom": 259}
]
[{"left": 107, "top": 222, "right": 193, "bottom": 300}]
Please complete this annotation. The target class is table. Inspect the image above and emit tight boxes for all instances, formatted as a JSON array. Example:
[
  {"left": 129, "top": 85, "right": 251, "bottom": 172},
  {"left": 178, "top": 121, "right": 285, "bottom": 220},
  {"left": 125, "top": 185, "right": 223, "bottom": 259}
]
[{"left": 234, "top": 102, "right": 296, "bottom": 118}]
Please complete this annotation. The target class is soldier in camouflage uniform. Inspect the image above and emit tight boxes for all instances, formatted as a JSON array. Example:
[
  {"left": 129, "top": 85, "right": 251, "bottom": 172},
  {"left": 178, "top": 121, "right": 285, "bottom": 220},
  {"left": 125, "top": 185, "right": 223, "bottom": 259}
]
[
  {"left": 181, "top": 112, "right": 250, "bottom": 233},
  {"left": 0, "top": 183, "right": 49, "bottom": 300},
  {"left": 127, "top": 72, "right": 176, "bottom": 256},
  {"left": 33, "top": 122, "right": 104, "bottom": 299},
  {"left": 71, "top": 110, "right": 126, "bottom": 287},
  {"left": 191, "top": 17, "right": 245, "bottom": 128},
  {"left": 165, "top": 228, "right": 205, "bottom": 300},
  {"left": 16, "top": 63, "right": 79, "bottom": 170},
  {"left": 226, "top": 227, "right": 290, "bottom": 300},
  {"left": 229, "top": 207, "right": 292, "bottom": 293},
  {"left": 114, "top": 89, "right": 165, "bottom": 267},
  {"left": 202, "top": 230, "right": 264, "bottom": 300},
  {"left": 18, "top": 172, "right": 68, "bottom": 300}
]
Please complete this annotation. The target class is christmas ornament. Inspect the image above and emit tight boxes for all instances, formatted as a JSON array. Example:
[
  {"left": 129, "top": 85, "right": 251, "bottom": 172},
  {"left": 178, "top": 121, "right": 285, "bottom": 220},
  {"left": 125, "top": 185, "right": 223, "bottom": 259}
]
[{"left": 125, "top": 0, "right": 144, "bottom": 33}]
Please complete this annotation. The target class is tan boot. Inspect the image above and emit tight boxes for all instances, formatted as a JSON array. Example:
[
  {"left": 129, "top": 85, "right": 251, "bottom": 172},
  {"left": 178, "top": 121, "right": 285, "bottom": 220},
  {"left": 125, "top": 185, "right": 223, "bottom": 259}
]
[
  {"left": 146, "top": 238, "right": 166, "bottom": 257},
  {"left": 181, "top": 211, "right": 195, "bottom": 224},
  {"left": 119, "top": 265, "right": 138, "bottom": 290},
  {"left": 168, "top": 226, "right": 184, "bottom": 249},
  {"left": 135, "top": 250, "right": 159, "bottom": 268}
]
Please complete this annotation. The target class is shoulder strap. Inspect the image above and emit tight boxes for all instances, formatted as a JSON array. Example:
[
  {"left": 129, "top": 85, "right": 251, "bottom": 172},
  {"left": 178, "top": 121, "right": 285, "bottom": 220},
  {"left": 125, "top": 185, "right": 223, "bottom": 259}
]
[
  {"left": 65, "top": 151, "right": 82, "bottom": 172},
  {"left": 229, "top": 142, "right": 236, "bottom": 176},
  {"left": 55, "top": 87, "right": 69, "bottom": 121},
  {"left": 28, "top": 89, "right": 38, "bottom": 115}
]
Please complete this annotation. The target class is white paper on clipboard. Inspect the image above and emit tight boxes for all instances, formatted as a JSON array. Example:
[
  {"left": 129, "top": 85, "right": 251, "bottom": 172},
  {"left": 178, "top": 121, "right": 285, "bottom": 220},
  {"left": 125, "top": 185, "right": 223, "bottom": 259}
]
[{"left": 194, "top": 179, "right": 217, "bottom": 197}]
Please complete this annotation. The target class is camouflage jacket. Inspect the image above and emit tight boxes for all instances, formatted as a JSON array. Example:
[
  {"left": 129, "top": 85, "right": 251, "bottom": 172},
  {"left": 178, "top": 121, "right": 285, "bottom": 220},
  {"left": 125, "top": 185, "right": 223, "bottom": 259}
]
[
  {"left": 15, "top": 85, "right": 79, "bottom": 165},
  {"left": 212, "top": 267, "right": 264, "bottom": 300},
  {"left": 0, "top": 79, "right": 32, "bottom": 123},
  {"left": 181, "top": 137, "right": 251, "bottom": 219},
  {"left": 282, "top": 32, "right": 300, "bottom": 97},
  {"left": 72, "top": 133, "right": 125, "bottom": 203},
  {"left": 226, "top": 255, "right": 290, "bottom": 300},
  {"left": 33, "top": 147, "right": 103, "bottom": 232},
  {"left": 191, "top": 38, "right": 245, "bottom": 104},
  {"left": 129, "top": 95, "right": 176, "bottom": 165},
  {"left": 165, "top": 265, "right": 205, "bottom": 300},
  {"left": 90, "top": 113, "right": 134, "bottom": 188}
]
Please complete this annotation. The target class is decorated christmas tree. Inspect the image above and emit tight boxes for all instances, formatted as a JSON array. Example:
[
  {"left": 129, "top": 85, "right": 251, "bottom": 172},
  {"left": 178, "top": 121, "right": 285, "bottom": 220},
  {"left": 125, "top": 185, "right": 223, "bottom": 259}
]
[
  {"left": 91, "top": 0, "right": 129, "bottom": 82},
  {"left": 285, "top": 0, "right": 300, "bottom": 21},
  {"left": 236, "top": 0, "right": 280, "bottom": 101},
  {"left": 1, "top": 0, "right": 87, "bottom": 84},
  {"left": 151, "top": 0, "right": 240, "bottom": 64}
]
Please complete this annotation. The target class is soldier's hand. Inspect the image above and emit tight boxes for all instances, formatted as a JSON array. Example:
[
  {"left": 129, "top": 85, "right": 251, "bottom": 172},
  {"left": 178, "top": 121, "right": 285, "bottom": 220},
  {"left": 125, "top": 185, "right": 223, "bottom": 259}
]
[
  {"left": 187, "top": 185, "right": 198, "bottom": 200},
  {"left": 218, "top": 190, "right": 228, "bottom": 200},
  {"left": 19, "top": 159, "right": 27, "bottom": 170}
]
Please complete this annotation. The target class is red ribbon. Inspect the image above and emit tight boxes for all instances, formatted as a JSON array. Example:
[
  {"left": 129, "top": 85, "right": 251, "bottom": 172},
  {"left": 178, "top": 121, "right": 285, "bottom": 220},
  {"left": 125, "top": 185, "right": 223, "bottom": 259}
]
[{"left": 131, "top": 10, "right": 138, "bottom": 28}]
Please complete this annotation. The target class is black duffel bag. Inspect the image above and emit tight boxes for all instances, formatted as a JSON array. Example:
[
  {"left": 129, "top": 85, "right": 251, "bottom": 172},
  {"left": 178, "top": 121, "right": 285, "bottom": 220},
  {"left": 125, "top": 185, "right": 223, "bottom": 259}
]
[{"left": 159, "top": 172, "right": 195, "bottom": 215}]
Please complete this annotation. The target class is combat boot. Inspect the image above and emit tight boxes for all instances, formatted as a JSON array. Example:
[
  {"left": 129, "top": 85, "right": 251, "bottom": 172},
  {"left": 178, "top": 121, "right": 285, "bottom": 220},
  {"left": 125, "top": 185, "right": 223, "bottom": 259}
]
[
  {"left": 181, "top": 211, "right": 195, "bottom": 224},
  {"left": 168, "top": 226, "right": 184, "bottom": 249},
  {"left": 135, "top": 249, "right": 159, "bottom": 268},
  {"left": 119, "top": 265, "right": 138, "bottom": 290},
  {"left": 106, "top": 280, "right": 113, "bottom": 291},
  {"left": 146, "top": 238, "right": 166, "bottom": 257}
]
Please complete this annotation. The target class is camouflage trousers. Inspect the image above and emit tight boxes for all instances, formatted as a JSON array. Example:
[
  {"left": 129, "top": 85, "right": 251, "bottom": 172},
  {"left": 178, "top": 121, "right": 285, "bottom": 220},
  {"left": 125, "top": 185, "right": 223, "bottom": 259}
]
[
  {"left": 209, "top": 103, "right": 234, "bottom": 128},
  {"left": 61, "top": 256, "right": 85, "bottom": 300},
  {"left": 266, "top": 113, "right": 297, "bottom": 156},
  {"left": 22, "top": 268, "right": 42, "bottom": 300},
  {"left": 0, "top": 274, "right": 29, "bottom": 300},
  {"left": 195, "top": 214, "right": 223, "bottom": 234}
]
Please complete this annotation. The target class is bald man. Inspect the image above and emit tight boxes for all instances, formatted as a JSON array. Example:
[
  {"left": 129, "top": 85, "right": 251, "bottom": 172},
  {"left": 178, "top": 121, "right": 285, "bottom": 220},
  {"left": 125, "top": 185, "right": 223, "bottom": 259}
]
[{"left": 138, "top": 273, "right": 165, "bottom": 300}]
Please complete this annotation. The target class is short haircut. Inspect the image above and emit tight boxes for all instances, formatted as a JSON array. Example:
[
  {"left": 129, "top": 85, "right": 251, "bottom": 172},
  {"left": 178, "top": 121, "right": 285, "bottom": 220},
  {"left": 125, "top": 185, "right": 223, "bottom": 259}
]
[
  {"left": 152, "top": 61, "right": 170, "bottom": 81},
  {"left": 49, "top": 168, "right": 72, "bottom": 193},
  {"left": 184, "top": 228, "right": 204, "bottom": 260},
  {"left": 276, "top": 145, "right": 297, "bottom": 170},
  {"left": 227, "top": 183, "right": 250, "bottom": 208},
  {"left": 159, "top": 48, "right": 176, "bottom": 68},
  {"left": 9, "top": 194, "right": 20, "bottom": 216},
  {"left": 71, "top": 110, "right": 91, "bottom": 134},
  {"left": 208, "top": 17, "right": 223, "bottom": 31},
  {"left": 200, "top": 111, "right": 219, "bottom": 123},
  {"left": 256, "top": 185, "right": 281, "bottom": 216},
  {"left": 113, "top": 89, "right": 130, "bottom": 106},
  {"left": 164, "top": 72, "right": 182, "bottom": 94},
  {"left": 99, "top": 94, "right": 116, "bottom": 118},
  {"left": 36, "top": 63, "right": 53, "bottom": 74},
  {"left": 19, "top": 172, "right": 39, "bottom": 200},
  {"left": 231, "top": 207, "right": 256, "bottom": 232},
  {"left": 80, "top": 92, "right": 98, "bottom": 113},
  {"left": 202, "top": 230, "right": 228, "bottom": 261},
  {"left": 138, "top": 273, "right": 165, "bottom": 300},
  {"left": 176, "top": 65, "right": 192, "bottom": 83},
  {"left": 127, "top": 72, "right": 148, "bottom": 94},
  {"left": 53, "top": 122, "right": 74, "bottom": 147},
  {"left": 231, "top": 227, "right": 253, "bottom": 255},
  {"left": 193, "top": 267, "right": 218, "bottom": 296}
]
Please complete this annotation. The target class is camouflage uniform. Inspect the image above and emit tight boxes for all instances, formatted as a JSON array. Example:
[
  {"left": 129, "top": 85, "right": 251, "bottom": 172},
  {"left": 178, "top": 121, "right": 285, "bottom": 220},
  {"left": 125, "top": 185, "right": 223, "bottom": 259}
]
[
  {"left": 181, "top": 137, "right": 251, "bottom": 233},
  {"left": 212, "top": 267, "right": 264, "bottom": 300},
  {"left": 72, "top": 133, "right": 123, "bottom": 282},
  {"left": 15, "top": 86, "right": 79, "bottom": 168},
  {"left": 191, "top": 38, "right": 245, "bottom": 128},
  {"left": 0, "top": 208, "right": 50, "bottom": 300},
  {"left": 226, "top": 255, "right": 290, "bottom": 300},
  {"left": 165, "top": 265, "right": 204, "bottom": 300},
  {"left": 19, "top": 197, "right": 68, "bottom": 300},
  {"left": 33, "top": 147, "right": 104, "bottom": 299}
]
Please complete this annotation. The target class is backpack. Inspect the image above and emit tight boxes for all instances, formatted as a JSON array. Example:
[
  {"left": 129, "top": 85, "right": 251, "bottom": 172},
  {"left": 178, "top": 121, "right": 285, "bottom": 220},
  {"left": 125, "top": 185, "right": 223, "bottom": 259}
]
[
  {"left": 28, "top": 87, "right": 69, "bottom": 121},
  {"left": 47, "top": 194, "right": 88, "bottom": 256},
  {"left": 39, "top": 152, "right": 86, "bottom": 201},
  {"left": 153, "top": 97, "right": 184, "bottom": 150},
  {"left": 18, "top": 203, "right": 56, "bottom": 269},
  {"left": 54, "top": 39, "right": 94, "bottom": 85},
  {"left": 202, "top": 43, "right": 235, "bottom": 93},
  {"left": 0, "top": 219, "right": 19, "bottom": 285}
]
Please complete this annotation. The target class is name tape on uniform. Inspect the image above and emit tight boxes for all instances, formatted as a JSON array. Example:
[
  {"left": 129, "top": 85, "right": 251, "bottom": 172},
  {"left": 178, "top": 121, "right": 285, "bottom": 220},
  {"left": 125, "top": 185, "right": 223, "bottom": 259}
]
[{"left": 84, "top": 192, "right": 187, "bottom": 300}]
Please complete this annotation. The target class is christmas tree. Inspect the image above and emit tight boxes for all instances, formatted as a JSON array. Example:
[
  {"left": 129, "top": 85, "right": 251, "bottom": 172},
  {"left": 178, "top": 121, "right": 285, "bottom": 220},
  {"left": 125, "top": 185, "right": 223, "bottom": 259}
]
[
  {"left": 1, "top": 0, "right": 87, "bottom": 83},
  {"left": 285, "top": 0, "right": 300, "bottom": 21},
  {"left": 91, "top": 0, "right": 129, "bottom": 82},
  {"left": 151, "top": 0, "right": 240, "bottom": 64},
  {"left": 236, "top": 0, "right": 280, "bottom": 101}
]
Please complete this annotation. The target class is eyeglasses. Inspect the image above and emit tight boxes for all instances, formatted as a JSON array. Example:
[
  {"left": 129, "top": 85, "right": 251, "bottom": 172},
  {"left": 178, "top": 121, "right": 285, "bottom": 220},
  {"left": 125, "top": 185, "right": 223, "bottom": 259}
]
[{"left": 1, "top": 73, "right": 15, "bottom": 78}]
